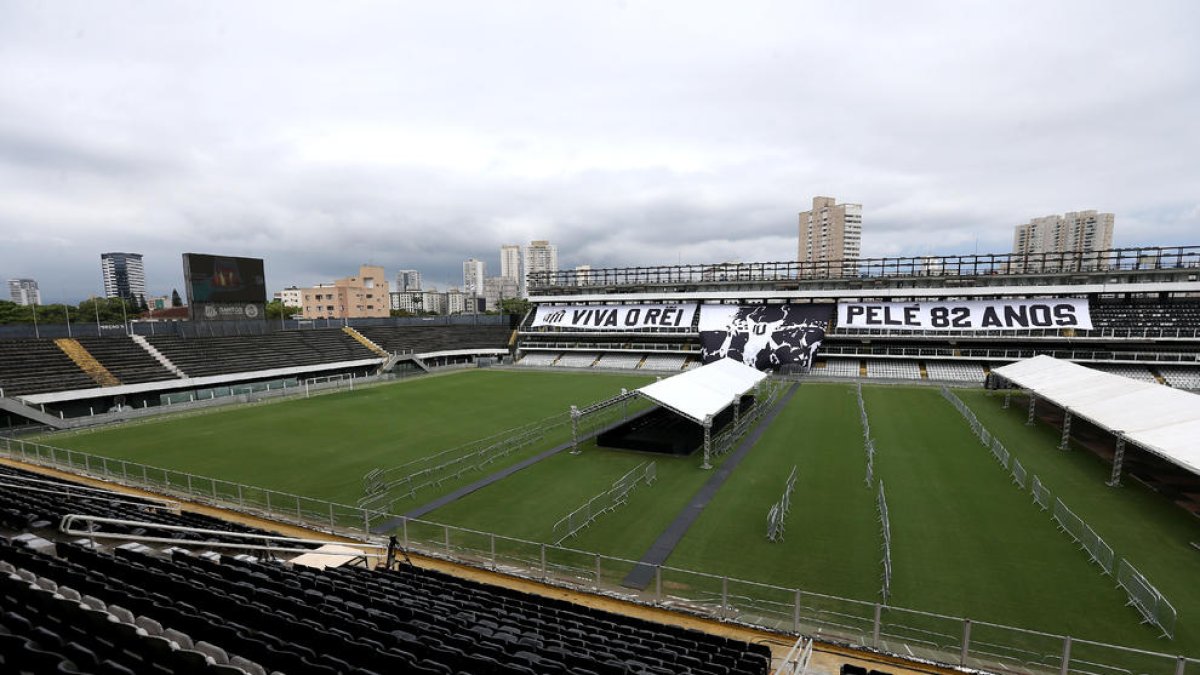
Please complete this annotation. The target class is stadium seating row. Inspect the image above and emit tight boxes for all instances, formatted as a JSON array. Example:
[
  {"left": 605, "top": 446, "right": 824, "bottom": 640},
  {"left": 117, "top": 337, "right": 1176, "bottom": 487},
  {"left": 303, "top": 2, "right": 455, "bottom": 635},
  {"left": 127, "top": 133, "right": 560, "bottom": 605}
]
[
  {"left": 517, "top": 352, "right": 697, "bottom": 372},
  {"left": 0, "top": 326, "right": 515, "bottom": 398},
  {"left": 0, "top": 537, "right": 770, "bottom": 675}
]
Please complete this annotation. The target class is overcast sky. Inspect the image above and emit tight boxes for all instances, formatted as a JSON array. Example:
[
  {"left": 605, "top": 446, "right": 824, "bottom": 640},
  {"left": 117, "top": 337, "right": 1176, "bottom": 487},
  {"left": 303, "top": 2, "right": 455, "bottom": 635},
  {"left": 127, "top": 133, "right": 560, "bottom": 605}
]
[{"left": 2, "top": 0, "right": 1198, "bottom": 301}]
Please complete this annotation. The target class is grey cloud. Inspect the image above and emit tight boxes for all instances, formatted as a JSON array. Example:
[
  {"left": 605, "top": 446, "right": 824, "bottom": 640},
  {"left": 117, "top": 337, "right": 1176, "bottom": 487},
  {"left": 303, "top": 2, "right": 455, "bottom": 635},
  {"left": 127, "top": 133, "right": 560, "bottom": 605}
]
[{"left": 0, "top": 0, "right": 1197, "bottom": 300}]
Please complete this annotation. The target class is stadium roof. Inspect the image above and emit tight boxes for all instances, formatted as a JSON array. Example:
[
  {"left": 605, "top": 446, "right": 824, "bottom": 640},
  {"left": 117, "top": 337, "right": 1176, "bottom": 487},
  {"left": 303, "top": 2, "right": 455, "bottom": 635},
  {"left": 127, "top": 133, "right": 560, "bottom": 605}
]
[
  {"left": 993, "top": 355, "right": 1200, "bottom": 476},
  {"left": 635, "top": 358, "right": 767, "bottom": 424}
]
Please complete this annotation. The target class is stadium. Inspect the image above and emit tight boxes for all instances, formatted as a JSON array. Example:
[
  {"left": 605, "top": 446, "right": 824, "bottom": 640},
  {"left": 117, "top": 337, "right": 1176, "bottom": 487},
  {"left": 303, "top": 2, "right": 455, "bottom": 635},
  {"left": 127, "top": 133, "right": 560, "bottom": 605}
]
[{"left": 2, "top": 245, "right": 1200, "bottom": 675}]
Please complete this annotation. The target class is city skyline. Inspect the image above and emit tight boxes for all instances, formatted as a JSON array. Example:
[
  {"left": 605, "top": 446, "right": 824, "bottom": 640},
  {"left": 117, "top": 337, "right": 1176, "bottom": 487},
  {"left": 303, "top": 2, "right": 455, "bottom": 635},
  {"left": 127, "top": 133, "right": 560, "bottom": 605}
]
[{"left": 1, "top": 2, "right": 1197, "bottom": 301}]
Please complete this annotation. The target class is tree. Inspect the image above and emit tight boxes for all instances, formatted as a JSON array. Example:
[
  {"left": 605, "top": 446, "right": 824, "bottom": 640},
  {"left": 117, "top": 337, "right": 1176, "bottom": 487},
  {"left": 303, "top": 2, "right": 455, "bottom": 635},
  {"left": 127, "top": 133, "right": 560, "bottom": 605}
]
[
  {"left": 171, "top": 289, "right": 183, "bottom": 307},
  {"left": 499, "top": 297, "right": 531, "bottom": 317},
  {"left": 265, "top": 299, "right": 302, "bottom": 320}
]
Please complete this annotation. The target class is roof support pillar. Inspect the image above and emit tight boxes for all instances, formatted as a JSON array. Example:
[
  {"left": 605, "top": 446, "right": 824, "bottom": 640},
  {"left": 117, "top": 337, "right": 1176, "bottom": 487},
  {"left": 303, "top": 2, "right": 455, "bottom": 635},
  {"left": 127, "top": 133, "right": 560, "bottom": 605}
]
[
  {"left": 1026, "top": 392, "right": 1037, "bottom": 426},
  {"left": 1107, "top": 434, "right": 1126, "bottom": 487},
  {"left": 1059, "top": 410, "right": 1072, "bottom": 451},
  {"left": 702, "top": 414, "right": 713, "bottom": 470},
  {"left": 570, "top": 405, "right": 581, "bottom": 455},
  {"left": 1003, "top": 390, "right": 1011, "bottom": 409}
]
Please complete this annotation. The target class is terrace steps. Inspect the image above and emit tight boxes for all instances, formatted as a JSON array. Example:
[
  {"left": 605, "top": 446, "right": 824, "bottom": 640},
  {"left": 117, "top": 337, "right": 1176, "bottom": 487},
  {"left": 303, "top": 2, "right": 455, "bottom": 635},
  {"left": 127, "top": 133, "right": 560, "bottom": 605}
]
[
  {"left": 342, "top": 326, "right": 389, "bottom": 358},
  {"left": 54, "top": 338, "right": 120, "bottom": 387}
]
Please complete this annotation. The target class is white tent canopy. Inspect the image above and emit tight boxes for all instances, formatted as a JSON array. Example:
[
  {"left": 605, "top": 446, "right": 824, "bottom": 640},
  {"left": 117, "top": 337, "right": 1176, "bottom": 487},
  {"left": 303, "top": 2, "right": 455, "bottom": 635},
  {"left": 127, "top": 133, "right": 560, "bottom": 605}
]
[
  {"left": 993, "top": 355, "right": 1200, "bottom": 477},
  {"left": 635, "top": 358, "right": 767, "bottom": 424}
]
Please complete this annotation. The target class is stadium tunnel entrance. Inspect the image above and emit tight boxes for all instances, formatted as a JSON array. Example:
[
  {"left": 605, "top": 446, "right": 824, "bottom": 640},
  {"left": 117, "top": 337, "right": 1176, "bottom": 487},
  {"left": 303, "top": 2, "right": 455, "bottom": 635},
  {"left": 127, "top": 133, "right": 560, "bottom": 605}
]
[{"left": 596, "top": 394, "right": 756, "bottom": 456}]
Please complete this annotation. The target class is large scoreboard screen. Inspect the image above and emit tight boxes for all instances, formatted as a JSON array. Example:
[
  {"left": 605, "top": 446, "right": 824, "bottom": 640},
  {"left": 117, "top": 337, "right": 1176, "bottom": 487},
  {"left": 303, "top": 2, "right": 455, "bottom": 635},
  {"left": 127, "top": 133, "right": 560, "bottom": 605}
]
[{"left": 182, "top": 253, "right": 267, "bottom": 321}]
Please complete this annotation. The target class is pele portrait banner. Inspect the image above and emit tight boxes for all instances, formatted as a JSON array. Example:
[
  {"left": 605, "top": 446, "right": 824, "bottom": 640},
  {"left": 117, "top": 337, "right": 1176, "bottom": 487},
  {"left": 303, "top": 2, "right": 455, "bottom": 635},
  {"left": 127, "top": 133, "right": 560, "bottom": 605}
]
[
  {"left": 532, "top": 303, "right": 698, "bottom": 330},
  {"left": 836, "top": 299, "right": 1092, "bottom": 331},
  {"left": 699, "top": 304, "right": 833, "bottom": 371}
]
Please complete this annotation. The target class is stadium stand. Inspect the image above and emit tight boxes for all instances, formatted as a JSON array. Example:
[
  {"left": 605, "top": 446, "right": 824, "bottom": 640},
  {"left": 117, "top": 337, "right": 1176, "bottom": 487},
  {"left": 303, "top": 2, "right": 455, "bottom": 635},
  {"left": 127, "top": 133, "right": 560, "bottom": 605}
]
[
  {"left": 554, "top": 352, "right": 601, "bottom": 368},
  {"left": 1089, "top": 301, "right": 1200, "bottom": 331},
  {"left": 1158, "top": 367, "right": 1200, "bottom": 390},
  {"left": 517, "top": 352, "right": 559, "bottom": 367},
  {"left": 1087, "top": 364, "right": 1161, "bottom": 384},
  {"left": 595, "top": 353, "right": 643, "bottom": 369},
  {"left": 74, "top": 337, "right": 178, "bottom": 385},
  {"left": 816, "top": 358, "right": 860, "bottom": 378},
  {"left": 866, "top": 360, "right": 921, "bottom": 380},
  {"left": 0, "top": 463, "right": 293, "bottom": 546},
  {"left": 641, "top": 354, "right": 689, "bottom": 371},
  {"left": 145, "top": 330, "right": 379, "bottom": 378},
  {"left": 0, "top": 533, "right": 770, "bottom": 675},
  {"left": 924, "top": 361, "right": 986, "bottom": 383},
  {"left": 0, "top": 340, "right": 97, "bottom": 397},
  {"left": 356, "top": 325, "right": 512, "bottom": 355}
]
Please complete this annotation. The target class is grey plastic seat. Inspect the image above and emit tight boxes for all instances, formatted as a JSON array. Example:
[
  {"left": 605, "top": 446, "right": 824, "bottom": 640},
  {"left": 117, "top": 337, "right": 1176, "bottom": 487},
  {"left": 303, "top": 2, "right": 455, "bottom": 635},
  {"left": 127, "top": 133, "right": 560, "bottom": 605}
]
[
  {"left": 107, "top": 604, "right": 136, "bottom": 625},
  {"left": 164, "top": 627, "right": 194, "bottom": 650},
  {"left": 57, "top": 586, "right": 81, "bottom": 603},
  {"left": 135, "top": 615, "right": 164, "bottom": 637},
  {"left": 195, "top": 640, "right": 230, "bottom": 665},
  {"left": 230, "top": 655, "right": 268, "bottom": 675},
  {"left": 81, "top": 595, "right": 106, "bottom": 612}
]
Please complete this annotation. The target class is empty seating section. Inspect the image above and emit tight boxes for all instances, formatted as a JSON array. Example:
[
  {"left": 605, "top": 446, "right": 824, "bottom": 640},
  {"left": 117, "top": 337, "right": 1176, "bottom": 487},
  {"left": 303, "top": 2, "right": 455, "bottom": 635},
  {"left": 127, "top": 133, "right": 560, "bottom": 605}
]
[
  {"left": 1159, "top": 367, "right": 1200, "bottom": 390},
  {"left": 641, "top": 354, "right": 689, "bottom": 371},
  {"left": 1087, "top": 364, "right": 1160, "bottom": 384},
  {"left": 866, "top": 360, "right": 921, "bottom": 380},
  {"left": 0, "top": 464, "right": 290, "bottom": 546},
  {"left": 595, "top": 353, "right": 643, "bottom": 369},
  {"left": 357, "top": 325, "right": 511, "bottom": 355},
  {"left": 1089, "top": 302, "right": 1200, "bottom": 331},
  {"left": 925, "top": 361, "right": 986, "bottom": 383},
  {"left": 0, "top": 340, "right": 96, "bottom": 396},
  {"left": 554, "top": 352, "right": 600, "bottom": 368},
  {"left": 146, "top": 330, "right": 377, "bottom": 378},
  {"left": 517, "top": 352, "right": 559, "bottom": 367},
  {"left": 75, "top": 337, "right": 177, "bottom": 384},
  {"left": 816, "top": 359, "right": 861, "bottom": 377},
  {"left": 0, "top": 538, "right": 770, "bottom": 675}
]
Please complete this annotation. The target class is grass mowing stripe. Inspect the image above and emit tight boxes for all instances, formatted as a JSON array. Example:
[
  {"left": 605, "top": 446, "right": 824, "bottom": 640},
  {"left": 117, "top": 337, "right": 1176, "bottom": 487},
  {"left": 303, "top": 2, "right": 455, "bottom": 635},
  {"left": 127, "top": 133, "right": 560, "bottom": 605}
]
[
  {"left": 39, "top": 370, "right": 652, "bottom": 506},
  {"left": 865, "top": 386, "right": 1142, "bottom": 647},
  {"left": 961, "top": 389, "right": 1200, "bottom": 655},
  {"left": 665, "top": 383, "right": 880, "bottom": 603}
]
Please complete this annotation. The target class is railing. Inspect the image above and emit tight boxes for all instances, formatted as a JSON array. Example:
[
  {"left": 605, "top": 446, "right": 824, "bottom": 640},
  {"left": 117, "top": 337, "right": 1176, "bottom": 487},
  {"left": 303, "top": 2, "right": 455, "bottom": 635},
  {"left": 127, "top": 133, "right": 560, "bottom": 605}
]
[
  {"left": 1, "top": 435, "right": 1196, "bottom": 675},
  {"left": 551, "top": 461, "right": 656, "bottom": 544},
  {"left": 834, "top": 326, "right": 1200, "bottom": 340},
  {"left": 1052, "top": 498, "right": 1116, "bottom": 574},
  {"left": 1117, "top": 560, "right": 1178, "bottom": 640},
  {"left": 939, "top": 388, "right": 1177, "bottom": 641},
  {"left": 822, "top": 344, "right": 1200, "bottom": 364},
  {"left": 528, "top": 245, "right": 1200, "bottom": 290}
]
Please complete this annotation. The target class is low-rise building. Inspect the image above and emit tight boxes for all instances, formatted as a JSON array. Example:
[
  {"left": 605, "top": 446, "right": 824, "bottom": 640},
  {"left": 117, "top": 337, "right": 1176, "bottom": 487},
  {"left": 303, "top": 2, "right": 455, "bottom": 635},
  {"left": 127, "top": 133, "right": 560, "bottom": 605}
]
[{"left": 300, "top": 265, "right": 389, "bottom": 319}]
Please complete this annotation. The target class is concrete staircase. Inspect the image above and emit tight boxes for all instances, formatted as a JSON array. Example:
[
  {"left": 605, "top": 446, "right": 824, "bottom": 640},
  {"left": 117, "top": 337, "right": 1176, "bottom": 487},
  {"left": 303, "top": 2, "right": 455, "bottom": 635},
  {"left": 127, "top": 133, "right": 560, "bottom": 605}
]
[
  {"left": 342, "top": 326, "right": 390, "bottom": 358},
  {"left": 131, "top": 334, "right": 187, "bottom": 378},
  {"left": 54, "top": 338, "right": 120, "bottom": 387}
]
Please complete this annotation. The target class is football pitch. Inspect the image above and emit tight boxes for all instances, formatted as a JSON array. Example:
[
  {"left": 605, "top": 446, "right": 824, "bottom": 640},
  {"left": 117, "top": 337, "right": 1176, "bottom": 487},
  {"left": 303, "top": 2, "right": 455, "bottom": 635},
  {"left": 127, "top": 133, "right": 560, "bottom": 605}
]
[{"left": 37, "top": 370, "right": 1200, "bottom": 659}]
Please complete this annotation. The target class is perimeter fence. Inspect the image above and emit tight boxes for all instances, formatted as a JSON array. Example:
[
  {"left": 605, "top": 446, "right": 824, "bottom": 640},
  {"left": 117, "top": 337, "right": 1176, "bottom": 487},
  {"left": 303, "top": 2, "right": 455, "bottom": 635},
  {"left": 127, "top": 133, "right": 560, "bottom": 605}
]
[
  {"left": 766, "top": 466, "right": 798, "bottom": 543},
  {"left": 1, "top": 434, "right": 1195, "bottom": 674}
]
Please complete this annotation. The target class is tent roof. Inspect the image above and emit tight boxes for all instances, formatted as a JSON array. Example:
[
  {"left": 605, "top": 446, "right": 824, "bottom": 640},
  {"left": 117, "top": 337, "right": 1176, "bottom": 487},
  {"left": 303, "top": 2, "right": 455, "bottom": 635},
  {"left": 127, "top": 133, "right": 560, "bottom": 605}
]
[
  {"left": 636, "top": 358, "right": 767, "bottom": 424},
  {"left": 993, "top": 355, "right": 1200, "bottom": 476}
]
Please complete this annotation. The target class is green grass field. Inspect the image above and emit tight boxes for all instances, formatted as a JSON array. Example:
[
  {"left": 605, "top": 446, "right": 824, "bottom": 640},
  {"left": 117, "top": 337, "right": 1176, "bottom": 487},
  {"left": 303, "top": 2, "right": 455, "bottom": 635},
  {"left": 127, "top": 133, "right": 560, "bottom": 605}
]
[{"left": 34, "top": 371, "right": 1200, "bottom": 662}]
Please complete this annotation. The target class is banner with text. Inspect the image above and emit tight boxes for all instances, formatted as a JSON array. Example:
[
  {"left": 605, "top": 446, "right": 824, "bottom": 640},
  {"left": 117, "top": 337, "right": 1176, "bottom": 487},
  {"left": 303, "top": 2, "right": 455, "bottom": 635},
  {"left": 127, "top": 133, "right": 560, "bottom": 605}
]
[
  {"left": 700, "top": 304, "right": 833, "bottom": 370},
  {"left": 837, "top": 299, "right": 1092, "bottom": 331},
  {"left": 532, "top": 303, "right": 697, "bottom": 330}
]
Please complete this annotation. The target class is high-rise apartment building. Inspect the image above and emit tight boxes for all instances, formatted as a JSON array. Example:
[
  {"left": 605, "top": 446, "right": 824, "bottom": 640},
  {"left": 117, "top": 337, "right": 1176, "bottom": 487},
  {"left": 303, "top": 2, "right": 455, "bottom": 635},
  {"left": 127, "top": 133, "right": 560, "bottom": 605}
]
[
  {"left": 482, "top": 276, "right": 520, "bottom": 311},
  {"left": 7, "top": 278, "right": 41, "bottom": 306},
  {"left": 300, "top": 265, "right": 389, "bottom": 319},
  {"left": 100, "top": 252, "right": 146, "bottom": 301},
  {"left": 798, "top": 197, "right": 861, "bottom": 277},
  {"left": 523, "top": 240, "right": 558, "bottom": 296},
  {"left": 1012, "top": 210, "right": 1115, "bottom": 266},
  {"left": 395, "top": 269, "right": 422, "bottom": 292},
  {"left": 462, "top": 259, "right": 486, "bottom": 295},
  {"left": 500, "top": 245, "right": 522, "bottom": 282}
]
